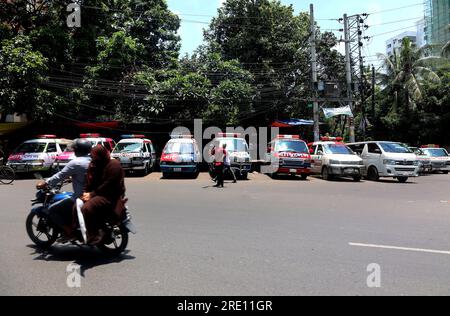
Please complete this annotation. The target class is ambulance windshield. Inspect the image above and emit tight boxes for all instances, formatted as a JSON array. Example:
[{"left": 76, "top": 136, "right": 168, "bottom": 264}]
[{"left": 15, "top": 142, "right": 47, "bottom": 154}]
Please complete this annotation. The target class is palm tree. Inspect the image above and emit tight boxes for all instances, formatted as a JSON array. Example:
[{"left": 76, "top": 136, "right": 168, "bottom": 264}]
[{"left": 377, "top": 37, "right": 443, "bottom": 112}]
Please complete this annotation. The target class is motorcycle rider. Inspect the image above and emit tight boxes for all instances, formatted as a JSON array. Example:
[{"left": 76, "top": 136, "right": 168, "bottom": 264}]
[{"left": 37, "top": 139, "right": 92, "bottom": 239}]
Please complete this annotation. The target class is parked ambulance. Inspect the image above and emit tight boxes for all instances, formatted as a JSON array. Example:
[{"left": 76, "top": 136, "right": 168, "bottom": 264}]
[
  {"left": 7, "top": 135, "right": 72, "bottom": 174},
  {"left": 419, "top": 145, "right": 450, "bottom": 174},
  {"left": 111, "top": 135, "right": 156, "bottom": 176},
  {"left": 160, "top": 135, "right": 201, "bottom": 178},
  {"left": 53, "top": 133, "right": 116, "bottom": 171},
  {"left": 265, "top": 135, "right": 311, "bottom": 180},
  {"left": 309, "top": 137, "right": 364, "bottom": 181},
  {"left": 347, "top": 141, "right": 419, "bottom": 183}
]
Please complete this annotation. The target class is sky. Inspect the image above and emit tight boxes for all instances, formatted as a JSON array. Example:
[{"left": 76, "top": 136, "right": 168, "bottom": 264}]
[{"left": 167, "top": 0, "right": 425, "bottom": 65}]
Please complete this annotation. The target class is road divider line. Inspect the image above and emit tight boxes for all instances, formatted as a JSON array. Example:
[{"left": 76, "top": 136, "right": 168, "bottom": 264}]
[{"left": 349, "top": 242, "right": 450, "bottom": 255}]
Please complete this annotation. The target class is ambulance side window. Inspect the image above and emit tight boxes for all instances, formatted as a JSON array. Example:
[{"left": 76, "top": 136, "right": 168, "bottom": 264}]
[
  {"left": 316, "top": 145, "right": 324, "bottom": 155},
  {"left": 349, "top": 144, "right": 364, "bottom": 156},
  {"left": 368, "top": 143, "right": 382, "bottom": 154},
  {"left": 47, "top": 143, "right": 57, "bottom": 153}
]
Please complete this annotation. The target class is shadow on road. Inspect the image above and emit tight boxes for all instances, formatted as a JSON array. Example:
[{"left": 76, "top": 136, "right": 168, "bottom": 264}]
[
  {"left": 265, "top": 174, "right": 310, "bottom": 182},
  {"left": 27, "top": 245, "right": 135, "bottom": 277}
]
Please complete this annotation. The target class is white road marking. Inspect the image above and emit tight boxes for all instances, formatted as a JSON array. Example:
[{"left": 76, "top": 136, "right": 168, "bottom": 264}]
[{"left": 349, "top": 242, "right": 450, "bottom": 255}]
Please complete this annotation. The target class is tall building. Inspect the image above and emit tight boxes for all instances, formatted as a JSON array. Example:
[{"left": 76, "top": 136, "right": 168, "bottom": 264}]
[
  {"left": 386, "top": 31, "right": 418, "bottom": 56},
  {"left": 424, "top": 0, "right": 450, "bottom": 47}
]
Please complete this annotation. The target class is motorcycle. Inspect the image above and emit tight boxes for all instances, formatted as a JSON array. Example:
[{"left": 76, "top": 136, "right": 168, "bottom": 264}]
[{"left": 26, "top": 179, "right": 137, "bottom": 256}]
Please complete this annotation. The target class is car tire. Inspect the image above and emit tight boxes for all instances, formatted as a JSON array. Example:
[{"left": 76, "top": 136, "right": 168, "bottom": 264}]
[
  {"left": 443, "top": 171, "right": 449, "bottom": 175},
  {"left": 367, "top": 166, "right": 380, "bottom": 182},
  {"left": 300, "top": 174, "right": 308, "bottom": 181},
  {"left": 162, "top": 172, "right": 170, "bottom": 179},
  {"left": 397, "top": 176, "right": 408, "bottom": 183},
  {"left": 353, "top": 175, "right": 362, "bottom": 182},
  {"left": 322, "top": 167, "right": 333, "bottom": 181}
]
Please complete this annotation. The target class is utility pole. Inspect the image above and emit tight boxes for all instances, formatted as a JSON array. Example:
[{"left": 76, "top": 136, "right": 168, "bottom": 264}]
[
  {"left": 310, "top": 4, "right": 320, "bottom": 142},
  {"left": 372, "top": 65, "right": 376, "bottom": 136},
  {"left": 343, "top": 14, "right": 355, "bottom": 143},
  {"left": 356, "top": 17, "right": 366, "bottom": 140}
]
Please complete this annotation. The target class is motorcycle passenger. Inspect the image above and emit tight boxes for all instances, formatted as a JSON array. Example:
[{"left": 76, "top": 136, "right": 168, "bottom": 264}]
[
  {"left": 37, "top": 139, "right": 92, "bottom": 238},
  {"left": 80, "top": 145, "right": 126, "bottom": 245}
]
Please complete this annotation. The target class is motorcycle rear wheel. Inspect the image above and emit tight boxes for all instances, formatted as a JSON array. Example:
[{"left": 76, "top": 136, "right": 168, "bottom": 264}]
[
  {"left": 26, "top": 213, "right": 58, "bottom": 248},
  {"left": 97, "top": 225, "right": 129, "bottom": 256}
]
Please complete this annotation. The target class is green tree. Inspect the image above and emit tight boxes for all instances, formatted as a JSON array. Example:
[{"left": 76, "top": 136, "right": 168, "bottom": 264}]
[
  {"left": 0, "top": 35, "right": 49, "bottom": 121},
  {"left": 377, "top": 38, "right": 442, "bottom": 112}
]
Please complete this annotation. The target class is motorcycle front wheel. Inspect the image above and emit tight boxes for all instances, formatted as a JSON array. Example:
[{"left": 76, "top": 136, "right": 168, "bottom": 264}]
[
  {"left": 97, "top": 225, "right": 129, "bottom": 256},
  {"left": 26, "top": 213, "right": 58, "bottom": 248}
]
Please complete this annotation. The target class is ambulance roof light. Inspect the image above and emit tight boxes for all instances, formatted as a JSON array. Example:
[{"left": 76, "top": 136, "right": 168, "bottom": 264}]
[
  {"left": 36, "top": 135, "right": 57, "bottom": 139},
  {"left": 121, "top": 134, "right": 146, "bottom": 139},
  {"left": 80, "top": 133, "right": 101, "bottom": 138},
  {"left": 276, "top": 135, "right": 300, "bottom": 140},
  {"left": 320, "top": 136, "right": 344, "bottom": 142},
  {"left": 217, "top": 133, "right": 242, "bottom": 138},
  {"left": 171, "top": 134, "right": 194, "bottom": 139},
  {"left": 421, "top": 144, "right": 440, "bottom": 149}
]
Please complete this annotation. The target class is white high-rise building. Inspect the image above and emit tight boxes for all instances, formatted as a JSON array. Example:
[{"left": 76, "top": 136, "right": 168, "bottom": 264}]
[{"left": 385, "top": 31, "right": 418, "bottom": 56}]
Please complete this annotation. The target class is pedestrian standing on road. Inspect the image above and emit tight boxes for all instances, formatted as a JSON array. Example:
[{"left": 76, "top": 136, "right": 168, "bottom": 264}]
[
  {"left": 211, "top": 143, "right": 226, "bottom": 188},
  {"left": 223, "top": 143, "right": 237, "bottom": 183}
]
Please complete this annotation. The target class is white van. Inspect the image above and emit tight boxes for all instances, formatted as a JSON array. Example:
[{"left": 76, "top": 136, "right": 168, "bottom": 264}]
[{"left": 347, "top": 141, "right": 419, "bottom": 183}]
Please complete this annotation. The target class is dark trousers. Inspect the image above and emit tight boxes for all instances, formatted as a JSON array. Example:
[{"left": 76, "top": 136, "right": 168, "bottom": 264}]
[
  {"left": 215, "top": 164, "right": 224, "bottom": 187},
  {"left": 48, "top": 198, "right": 75, "bottom": 230}
]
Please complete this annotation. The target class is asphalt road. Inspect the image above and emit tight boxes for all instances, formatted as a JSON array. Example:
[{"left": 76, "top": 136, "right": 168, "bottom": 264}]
[{"left": 1, "top": 172, "right": 450, "bottom": 296}]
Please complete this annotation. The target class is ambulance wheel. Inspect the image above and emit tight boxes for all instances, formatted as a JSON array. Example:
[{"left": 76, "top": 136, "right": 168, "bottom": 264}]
[
  {"left": 240, "top": 172, "right": 248, "bottom": 180},
  {"left": 397, "top": 177, "right": 408, "bottom": 183},
  {"left": 367, "top": 166, "right": 380, "bottom": 182},
  {"left": 322, "top": 167, "right": 333, "bottom": 181},
  {"left": 144, "top": 163, "right": 150, "bottom": 176},
  {"left": 353, "top": 175, "right": 362, "bottom": 182}
]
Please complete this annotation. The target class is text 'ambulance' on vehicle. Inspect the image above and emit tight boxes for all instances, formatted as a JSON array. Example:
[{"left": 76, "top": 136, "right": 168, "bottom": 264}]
[
  {"left": 53, "top": 134, "right": 116, "bottom": 171},
  {"left": 160, "top": 135, "right": 201, "bottom": 178},
  {"left": 309, "top": 137, "right": 364, "bottom": 181},
  {"left": 111, "top": 135, "right": 156, "bottom": 176},
  {"left": 7, "top": 135, "right": 72, "bottom": 174},
  {"left": 265, "top": 135, "right": 311, "bottom": 180}
]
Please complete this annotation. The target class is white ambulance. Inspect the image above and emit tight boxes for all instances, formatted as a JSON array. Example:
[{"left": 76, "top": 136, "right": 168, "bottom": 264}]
[
  {"left": 111, "top": 135, "right": 156, "bottom": 176},
  {"left": 309, "top": 137, "right": 364, "bottom": 181},
  {"left": 347, "top": 141, "right": 419, "bottom": 183},
  {"left": 7, "top": 135, "right": 72, "bottom": 174}
]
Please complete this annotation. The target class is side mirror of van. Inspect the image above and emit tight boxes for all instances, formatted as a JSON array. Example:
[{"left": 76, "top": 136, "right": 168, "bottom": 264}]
[{"left": 309, "top": 148, "right": 314, "bottom": 154}]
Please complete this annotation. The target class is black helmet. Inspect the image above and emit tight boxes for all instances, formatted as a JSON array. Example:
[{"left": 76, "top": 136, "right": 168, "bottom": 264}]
[{"left": 71, "top": 139, "right": 92, "bottom": 157}]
